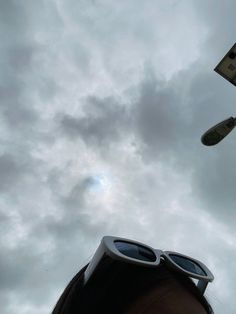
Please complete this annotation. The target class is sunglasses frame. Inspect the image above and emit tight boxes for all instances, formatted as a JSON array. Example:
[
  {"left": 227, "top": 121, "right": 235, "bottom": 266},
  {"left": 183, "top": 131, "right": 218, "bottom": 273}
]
[{"left": 84, "top": 236, "right": 214, "bottom": 294}]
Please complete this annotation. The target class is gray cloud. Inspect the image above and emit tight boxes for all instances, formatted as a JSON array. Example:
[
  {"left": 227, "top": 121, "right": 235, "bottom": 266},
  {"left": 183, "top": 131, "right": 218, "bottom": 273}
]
[
  {"left": 0, "top": 154, "right": 24, "bottom": 191},
  {"left": 59, "top": 96, "right": 130, "bottom": 148},
  {"left": 193, "top": 0, "right": 236, "bottom": 58},
  {"left": 1, "top": 1, "right": 236, "bottom": 313}
]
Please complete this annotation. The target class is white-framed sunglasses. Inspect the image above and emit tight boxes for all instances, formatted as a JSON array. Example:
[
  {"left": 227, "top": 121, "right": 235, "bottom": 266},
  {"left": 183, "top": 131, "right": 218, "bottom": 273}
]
[{"left": 84, "top": 236, "right": 214, "bottom": 294}]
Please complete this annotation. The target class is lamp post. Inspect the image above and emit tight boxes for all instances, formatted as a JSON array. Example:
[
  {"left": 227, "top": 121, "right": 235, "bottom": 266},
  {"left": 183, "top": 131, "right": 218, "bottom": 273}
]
[{"left": 201, "top": 43, "right": 236, "bottom": 146}]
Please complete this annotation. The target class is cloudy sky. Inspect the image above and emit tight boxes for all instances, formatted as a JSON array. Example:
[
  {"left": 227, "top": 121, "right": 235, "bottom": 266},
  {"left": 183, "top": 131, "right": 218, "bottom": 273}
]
[{"left": 1, "top": 1, "right": 236, "bottom": 313}]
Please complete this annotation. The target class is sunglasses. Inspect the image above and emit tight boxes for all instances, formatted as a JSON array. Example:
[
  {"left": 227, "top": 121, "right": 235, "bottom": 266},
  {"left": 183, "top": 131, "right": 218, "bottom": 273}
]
[{"left": 84, "top": 236, "right": 214, "bottom": 294}]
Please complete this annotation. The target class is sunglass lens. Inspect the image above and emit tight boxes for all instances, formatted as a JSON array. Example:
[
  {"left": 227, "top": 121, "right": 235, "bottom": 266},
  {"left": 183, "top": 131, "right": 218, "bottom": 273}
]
[
  {"left": 169, "top": 254, "right": 207, "bottom": 276},
  {"left": 115, "top": 241, "right": 156, "bottom": 262}
]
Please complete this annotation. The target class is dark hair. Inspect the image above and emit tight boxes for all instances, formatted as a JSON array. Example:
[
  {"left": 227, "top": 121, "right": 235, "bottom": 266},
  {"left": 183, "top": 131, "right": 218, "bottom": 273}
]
[{"left": 52, "top": 260, "right": 213, "bottom": 314}]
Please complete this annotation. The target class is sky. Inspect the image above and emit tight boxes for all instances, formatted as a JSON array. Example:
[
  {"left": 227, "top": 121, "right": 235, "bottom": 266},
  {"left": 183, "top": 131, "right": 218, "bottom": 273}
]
[{"left": 1, "top": 1, "right": 236, "bottom": 313}]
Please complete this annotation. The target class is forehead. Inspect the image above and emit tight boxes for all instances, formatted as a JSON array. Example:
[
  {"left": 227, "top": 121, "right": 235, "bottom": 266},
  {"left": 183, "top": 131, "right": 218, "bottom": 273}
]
[{"left": 124, "top": 277, "right": 207, "bottom": 314}]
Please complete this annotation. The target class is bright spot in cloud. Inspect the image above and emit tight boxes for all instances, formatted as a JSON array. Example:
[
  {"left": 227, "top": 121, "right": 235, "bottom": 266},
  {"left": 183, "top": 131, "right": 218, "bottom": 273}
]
[{"left": 88, "top": 174, "right": 112, "bottom": 194}]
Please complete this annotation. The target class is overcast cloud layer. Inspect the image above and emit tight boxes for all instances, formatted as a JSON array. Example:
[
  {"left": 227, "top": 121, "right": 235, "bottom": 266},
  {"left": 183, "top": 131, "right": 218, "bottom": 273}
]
[{"left": 1, "top": 1, "right": 236, "bottom": 313}]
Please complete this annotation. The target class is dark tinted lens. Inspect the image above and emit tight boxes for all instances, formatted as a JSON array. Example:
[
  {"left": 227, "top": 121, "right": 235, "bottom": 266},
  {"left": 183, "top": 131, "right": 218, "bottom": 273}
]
[
  {"left": 115, "top": 241, "right": 156, "bottom": 262},
  {"left": 169, "top": 254, "right": 207, "bottom": 276}
]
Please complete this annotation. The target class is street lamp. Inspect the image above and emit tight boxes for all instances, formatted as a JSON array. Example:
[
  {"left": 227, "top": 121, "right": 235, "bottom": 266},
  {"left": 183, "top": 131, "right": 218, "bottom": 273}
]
[
  {"left": 201, "top": 116, "right": 236, "bottom": 146},
  {"left": 201, "top": 43, "right": 236, "bottom": 146},
  {"left": 214, "top": 42, "right": 236, "bottom": 86}
]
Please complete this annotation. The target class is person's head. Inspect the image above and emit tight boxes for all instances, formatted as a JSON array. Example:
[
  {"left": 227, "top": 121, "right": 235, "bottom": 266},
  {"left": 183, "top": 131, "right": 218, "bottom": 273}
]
[{"left": 52, "top": 236, "right": 214, "bottom": 314}]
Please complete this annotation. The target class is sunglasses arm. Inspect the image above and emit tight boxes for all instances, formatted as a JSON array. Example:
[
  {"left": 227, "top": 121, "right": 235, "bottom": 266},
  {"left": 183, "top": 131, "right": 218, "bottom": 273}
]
[
  {"left": 83, "top": 241, "right": 106, "bottom": 286},
  {"left": 197, "top": 280, "right": 208, "bottom": 295}
]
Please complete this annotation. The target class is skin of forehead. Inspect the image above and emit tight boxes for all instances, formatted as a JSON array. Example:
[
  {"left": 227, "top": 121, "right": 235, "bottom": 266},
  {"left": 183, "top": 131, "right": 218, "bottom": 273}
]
[{"left": 124, "top": 276, "right": 207, "bottom": 314}]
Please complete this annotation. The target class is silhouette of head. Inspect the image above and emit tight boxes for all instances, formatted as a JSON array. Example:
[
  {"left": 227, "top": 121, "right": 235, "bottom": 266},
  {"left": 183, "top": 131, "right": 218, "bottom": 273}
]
[{"left": 52, "top": 261, "right": 213, "bottom": 313}]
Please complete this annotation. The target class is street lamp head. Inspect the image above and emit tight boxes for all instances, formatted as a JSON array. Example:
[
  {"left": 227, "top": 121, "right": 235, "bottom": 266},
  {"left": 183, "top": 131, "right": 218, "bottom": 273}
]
[{"left": 201, "top": 116, "right": 236, "bottom": 146}]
